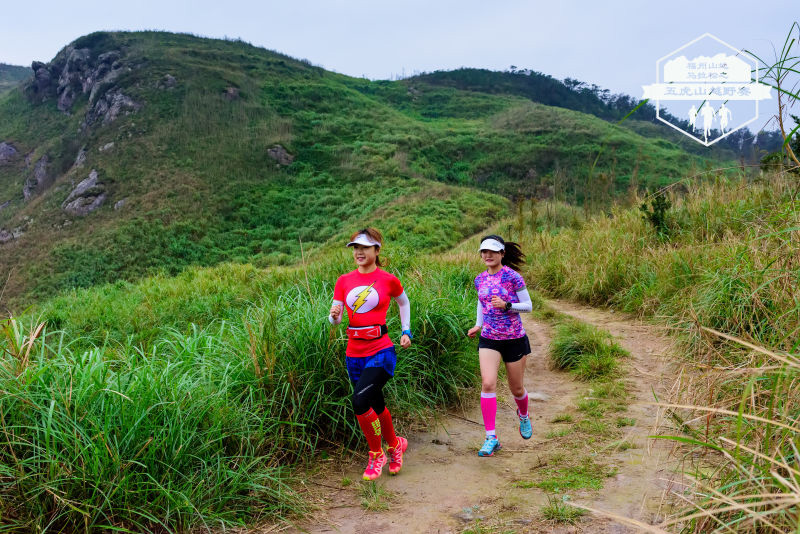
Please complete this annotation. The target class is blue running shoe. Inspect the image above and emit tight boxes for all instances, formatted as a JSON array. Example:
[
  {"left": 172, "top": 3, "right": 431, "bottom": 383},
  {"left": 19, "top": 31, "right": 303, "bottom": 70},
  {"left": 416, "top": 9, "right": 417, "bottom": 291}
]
[
  {"left": 478, "top": 435, "right": 501, "bottom": 457},
  {"left": 518, "top": 410, "right": 532, "bottom": 440}
]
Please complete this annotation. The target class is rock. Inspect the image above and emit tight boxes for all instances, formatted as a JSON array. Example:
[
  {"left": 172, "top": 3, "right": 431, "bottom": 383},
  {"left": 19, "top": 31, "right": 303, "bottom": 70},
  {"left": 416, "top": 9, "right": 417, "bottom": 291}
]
[
  {"left": 0, "top": 220, "right": 30, "bottom": 244},
  {"left": 56, "top": 47, "right": 91, "bottom": 111},
  {"left": 31, "top": 61, "right": 53, "bottom": 99},
  {"left": 23, "top": 155, "right": 51, "bottom": 200},
  {"left": 27, "top": 45, "right": 139, "bottom": 126},
  {"left": 74, "top": 147, "right": 87, "bottom": 168},
  {"left": 454, "top": 506, "right": 485, "bottom": 522},
  {"left": 97, "top": 51, "right": 121, "bottom": 65},
  {"left": 83, "top": 88, "right": 142, "bottom": 127},
  {"left": 62, "top": 169, "right": 107, "bottom": 216},
  {"left": 114, "top": 198, "right": 127, "bottom": 210},
  {"left": 0, "top": 229, "right": 13, "bottom": 244},
  {"left": 0, "top": 200, "right": 9, "bottom": 212},
  {"left": 99, "top": 142, "right": 114, "bottom": 152},
  {"left": 267, "top": 145, "right": 294, "bottom": 166},
  {"left": 159, "top": 74, "right": 177, "bottom": 89},
  {"left": 64, "top": 193, "right": 107, "bottom": 216},
  {"left": 0, "top": 142, "right": 17, "bottom": 164},
  {"left": 224, "top": 86, "right": 240, "bottom": 100}
]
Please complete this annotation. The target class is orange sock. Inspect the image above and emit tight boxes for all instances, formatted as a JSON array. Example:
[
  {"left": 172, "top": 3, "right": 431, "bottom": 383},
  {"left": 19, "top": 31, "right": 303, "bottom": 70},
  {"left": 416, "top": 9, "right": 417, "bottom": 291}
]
[
  {"left": 355, "top": 408, "right": 383, "bottom": 452},
  {"left": 377, "top": 408, "right": 398, "bottom": 449}
]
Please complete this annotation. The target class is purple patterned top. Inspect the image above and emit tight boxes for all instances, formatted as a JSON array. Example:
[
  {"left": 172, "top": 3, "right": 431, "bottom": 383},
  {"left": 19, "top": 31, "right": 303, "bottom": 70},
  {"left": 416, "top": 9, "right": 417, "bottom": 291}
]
[{"left": 474, "top": 265, "right": 527, "bottom": 340}]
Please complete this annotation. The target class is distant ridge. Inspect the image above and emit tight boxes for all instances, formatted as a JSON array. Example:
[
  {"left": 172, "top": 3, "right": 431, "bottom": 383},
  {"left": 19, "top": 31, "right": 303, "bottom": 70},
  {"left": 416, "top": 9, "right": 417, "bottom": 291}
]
[{"left": 0, "top": 63, "right": 32, "bottom": 93}]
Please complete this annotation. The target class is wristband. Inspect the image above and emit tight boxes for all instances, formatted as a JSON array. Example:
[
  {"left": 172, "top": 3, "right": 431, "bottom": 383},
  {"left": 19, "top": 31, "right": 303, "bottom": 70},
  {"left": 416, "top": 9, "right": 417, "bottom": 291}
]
[
  {"left": 505, "top": 301, "right": 512, "bottom": 311},
  {"left": 402, "top": 329, "right": 413, "bottom": 340}
]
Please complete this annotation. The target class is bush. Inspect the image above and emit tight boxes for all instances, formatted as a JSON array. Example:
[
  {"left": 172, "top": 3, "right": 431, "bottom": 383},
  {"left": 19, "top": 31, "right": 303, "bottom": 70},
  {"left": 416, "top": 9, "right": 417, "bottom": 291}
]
[{"left": 549, "top": 320, "right": 627, "bottom": 380}]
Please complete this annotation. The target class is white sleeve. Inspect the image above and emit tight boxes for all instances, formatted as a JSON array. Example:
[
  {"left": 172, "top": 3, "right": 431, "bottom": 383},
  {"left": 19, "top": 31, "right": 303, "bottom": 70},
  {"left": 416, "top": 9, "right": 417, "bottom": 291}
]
[
  {"left": 329, "top": 299, "right": 344, "bottom": 325},
  {"left": 395, "top": 291, "right": 411, "bottom": 331},
  {"left": 510, "top": 289, "right": 533, "bottom": 313},
  {"left": 475, "top": 301, "right": 484, "bottom": 327}
]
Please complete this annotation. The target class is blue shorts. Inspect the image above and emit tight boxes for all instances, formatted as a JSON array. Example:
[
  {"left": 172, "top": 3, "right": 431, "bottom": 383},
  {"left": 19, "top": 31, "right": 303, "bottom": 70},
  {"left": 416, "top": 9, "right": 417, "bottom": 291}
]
[{"left": 346, "top": 346, "right": 397, "bottom": 383}]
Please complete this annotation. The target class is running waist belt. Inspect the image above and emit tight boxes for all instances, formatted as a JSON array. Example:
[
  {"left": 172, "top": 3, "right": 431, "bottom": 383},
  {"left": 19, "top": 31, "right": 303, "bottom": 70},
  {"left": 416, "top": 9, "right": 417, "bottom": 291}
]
[{"left": 347, "top": 324, "right": 388, "bottom": 340}]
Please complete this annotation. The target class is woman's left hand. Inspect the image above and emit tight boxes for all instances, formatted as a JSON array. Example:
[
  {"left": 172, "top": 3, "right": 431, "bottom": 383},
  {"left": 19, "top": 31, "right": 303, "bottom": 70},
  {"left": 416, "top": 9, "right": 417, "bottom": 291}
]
[
  {"left": 400, "top": 334, "right": 412, "bottom": 348},
  {"left": 491, "top": 296, "right": 507, "bottom": 309}
]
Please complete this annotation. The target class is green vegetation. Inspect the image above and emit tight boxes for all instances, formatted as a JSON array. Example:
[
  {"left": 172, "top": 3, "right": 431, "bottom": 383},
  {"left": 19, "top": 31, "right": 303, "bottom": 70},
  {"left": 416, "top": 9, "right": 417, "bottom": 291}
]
[
  {"left": 615, "top": 417, "right": 636, "bottom": 428},
  {"left": 540, "top": 496, "right": 586, "bottom": 524},
  {"left": 359, "top": 482, "right": 394, "bottom": 511},
  {"left": 532, "top": 457, "right": 617, "bottom": 492},
  {"left": 517, "top": 174, "right": 800, "bottom": 530},
  {"left": 411, "top": 68, "right": 782, "bottom": 161},
  {"left": 0, "top": 255, "right": 480, "bottom": 532},
  {"left": 545, "top": 427, "right": 572, "bottom": 439},
  {"left": 0, "top": 63, "right": 30, "bottom": 94},
  {"left": 550, "top": 413, "right": 573, "bottom": 423},
  {"left": 549, "top": 320, "right": 627, "bottom": 380},
  {"left": 0, "top": 31, "right": 721, "bottom": 307}
]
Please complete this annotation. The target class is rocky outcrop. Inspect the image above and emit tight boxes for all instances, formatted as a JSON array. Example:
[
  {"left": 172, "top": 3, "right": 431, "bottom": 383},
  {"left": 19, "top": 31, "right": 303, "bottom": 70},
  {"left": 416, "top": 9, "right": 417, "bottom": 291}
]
[
  {"left": 28, "top": 44, "right": 140, "bottom": 126},
  {"left": 62, "top": 169, "right": 107, "bottom": 216},
  {"left": 0, "top": 142, "right": 18, "bottom": 164},
  {"left": 83, "top": 88, "right": 142, "bottom": 127},
  {"left": 23, "top": 155, "right": 52, "bottom": 200},
  {"left": 267, "top": 145, "right": 294, "bottom": 166}
]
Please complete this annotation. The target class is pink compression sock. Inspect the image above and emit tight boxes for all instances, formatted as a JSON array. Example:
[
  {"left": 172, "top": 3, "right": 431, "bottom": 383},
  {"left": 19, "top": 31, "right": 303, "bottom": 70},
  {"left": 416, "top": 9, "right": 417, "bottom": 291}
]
[
  {"left": 514, "top": 390, "right": 529, "bottom": 417},
  {"left": 480, "top": 392, "right": 497, "bottom": 436}
]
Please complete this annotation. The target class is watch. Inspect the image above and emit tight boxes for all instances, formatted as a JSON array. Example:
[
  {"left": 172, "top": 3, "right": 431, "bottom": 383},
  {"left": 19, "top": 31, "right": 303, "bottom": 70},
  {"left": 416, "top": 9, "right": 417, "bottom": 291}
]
[
  {"left": 402, "top": 329, "right": 413, "bottom": 339},
  {"left": 505, "top": 301, "right": 512, "bottom": 311}
]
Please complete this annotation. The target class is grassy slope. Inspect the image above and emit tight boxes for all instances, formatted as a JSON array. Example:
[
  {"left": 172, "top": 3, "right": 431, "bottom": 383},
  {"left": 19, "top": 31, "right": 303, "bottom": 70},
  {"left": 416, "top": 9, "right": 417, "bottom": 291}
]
[
  {"left": 0, "top": 63, "right": 30, "bottom": 94},
  {"left": 408, "top": 67, "right": 758, "bottom": 162},
  {"left": 0, "top": 31, "right": 719, "bottom": 308},
  {"left": 512, "top": 175, "right": 800, "bottom": 530}
]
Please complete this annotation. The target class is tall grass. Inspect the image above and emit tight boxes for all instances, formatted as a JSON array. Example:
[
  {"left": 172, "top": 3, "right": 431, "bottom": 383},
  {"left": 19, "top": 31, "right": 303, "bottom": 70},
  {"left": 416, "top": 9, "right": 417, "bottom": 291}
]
[
  {"left": 0, "top": 258, "right": 478, "bottom": 532},
  {"left": 515, "top": 174, "right": 800, "bottom": 531},
  {"left": 549, "top": 320, "right": 627, "bottom": 381},
  {"left": 656, "top": 330, "right": 800, "bottom": 532}
]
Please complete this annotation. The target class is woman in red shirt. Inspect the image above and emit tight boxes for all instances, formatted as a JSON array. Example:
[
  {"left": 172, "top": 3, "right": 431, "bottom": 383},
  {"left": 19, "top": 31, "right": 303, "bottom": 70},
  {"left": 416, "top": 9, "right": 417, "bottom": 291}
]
[{"left": 329, "top": 228, "right": 412, "bottom": 481}]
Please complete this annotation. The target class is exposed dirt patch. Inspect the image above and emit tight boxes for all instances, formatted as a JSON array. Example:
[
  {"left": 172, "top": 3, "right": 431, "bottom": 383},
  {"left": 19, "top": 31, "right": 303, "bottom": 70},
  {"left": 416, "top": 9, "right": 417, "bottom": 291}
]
[{"left": 269, "top": 301, "right": 680, "bottom": 533}]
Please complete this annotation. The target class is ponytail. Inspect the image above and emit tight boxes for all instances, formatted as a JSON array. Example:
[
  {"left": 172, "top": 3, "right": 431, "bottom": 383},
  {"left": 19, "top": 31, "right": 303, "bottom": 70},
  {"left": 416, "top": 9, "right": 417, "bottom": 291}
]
[{"left": 480, "top": 234, "right": 526, "bottom": 272}]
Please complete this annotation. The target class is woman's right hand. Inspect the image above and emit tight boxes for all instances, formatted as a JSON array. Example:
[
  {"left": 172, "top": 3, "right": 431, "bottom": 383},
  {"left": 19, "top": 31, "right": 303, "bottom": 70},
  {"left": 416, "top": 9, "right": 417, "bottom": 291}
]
[
  {"left": 330, "top": 304, "right": 343, "bottom": 321},
  {"left": 467, "top": 325, "right": 481, "bottom": 338}
]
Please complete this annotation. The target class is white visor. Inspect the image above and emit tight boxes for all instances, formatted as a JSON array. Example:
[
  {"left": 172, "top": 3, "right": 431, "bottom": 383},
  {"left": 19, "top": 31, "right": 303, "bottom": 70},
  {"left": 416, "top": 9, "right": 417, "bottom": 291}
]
[
  {"left": 478, "top": 238, "right": 504, "bottom": 252},
  {"left": 346, "top": 233, "right": 382, "bottom": 248}
]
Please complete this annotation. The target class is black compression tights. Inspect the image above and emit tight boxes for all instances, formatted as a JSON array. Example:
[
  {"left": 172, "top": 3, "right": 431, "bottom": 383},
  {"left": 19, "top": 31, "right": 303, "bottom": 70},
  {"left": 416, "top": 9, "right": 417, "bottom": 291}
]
[{"left": 352, "top": 367, "right": 392, "bottom": 416}]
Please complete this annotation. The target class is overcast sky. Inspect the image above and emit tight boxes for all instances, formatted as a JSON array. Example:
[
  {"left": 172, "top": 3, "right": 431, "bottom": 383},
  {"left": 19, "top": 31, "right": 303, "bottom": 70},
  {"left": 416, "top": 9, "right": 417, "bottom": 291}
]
[{"left": 1, "top": 0, "right": 795, "bottom": 124}]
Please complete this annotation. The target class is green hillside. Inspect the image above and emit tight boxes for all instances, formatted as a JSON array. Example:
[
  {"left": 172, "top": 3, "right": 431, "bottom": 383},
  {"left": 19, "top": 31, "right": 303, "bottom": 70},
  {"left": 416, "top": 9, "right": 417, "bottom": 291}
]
[
  {"left": 0, "top": 63, "right": 30, "bottom": 94},
  {"left": 0, "top": 31, "right": 718, "bottom": 308},
  {"left": 410, "top": 67, "right": 782, "bottom": 161}
]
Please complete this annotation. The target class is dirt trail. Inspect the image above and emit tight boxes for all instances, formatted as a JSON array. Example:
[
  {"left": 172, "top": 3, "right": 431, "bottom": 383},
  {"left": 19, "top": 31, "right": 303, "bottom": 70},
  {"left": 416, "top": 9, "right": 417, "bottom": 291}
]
[{"left": 277, "top": 301, "right": 679, "bottom": 534}]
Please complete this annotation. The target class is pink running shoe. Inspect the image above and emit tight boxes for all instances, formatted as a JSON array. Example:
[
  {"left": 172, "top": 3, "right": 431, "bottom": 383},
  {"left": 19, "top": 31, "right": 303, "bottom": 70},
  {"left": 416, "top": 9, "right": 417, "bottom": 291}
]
[
  {"left": 387, "top": 436, "right": 408, "bottom": 475},
  {"left": 362, "top": 450, "right": 387, "bottom": 481}
]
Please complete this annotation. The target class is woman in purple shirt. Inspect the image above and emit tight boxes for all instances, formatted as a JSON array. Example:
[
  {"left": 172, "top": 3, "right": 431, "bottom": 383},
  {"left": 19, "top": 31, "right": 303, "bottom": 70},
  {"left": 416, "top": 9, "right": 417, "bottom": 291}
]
[{"left": 467, "top": 234, "right": 533, "bottom": 456}]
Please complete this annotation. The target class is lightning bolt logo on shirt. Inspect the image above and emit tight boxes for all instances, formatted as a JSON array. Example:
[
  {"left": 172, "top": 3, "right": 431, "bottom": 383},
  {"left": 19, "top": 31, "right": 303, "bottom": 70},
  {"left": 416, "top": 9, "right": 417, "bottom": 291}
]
[
  {"left": 346, "top": 283, "right": 379, "bottom": 314},
  {"left": 352, "top": 283, "right": 375, "bottom": 312}
]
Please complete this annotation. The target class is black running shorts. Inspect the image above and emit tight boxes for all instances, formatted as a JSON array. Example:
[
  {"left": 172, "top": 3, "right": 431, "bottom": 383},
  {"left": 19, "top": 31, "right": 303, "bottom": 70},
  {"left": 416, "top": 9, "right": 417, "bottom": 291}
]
[{"left": 478, "top": 335, "right": 531, "bottom": 363}]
